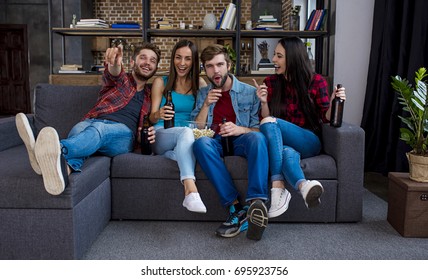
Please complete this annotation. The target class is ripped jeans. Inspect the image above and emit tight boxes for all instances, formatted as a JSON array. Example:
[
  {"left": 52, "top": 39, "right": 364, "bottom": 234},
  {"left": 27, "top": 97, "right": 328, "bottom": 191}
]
[
  {"left": 259, "top": 117, "right": 321, "bottom": 190},
  {"left": 152, "top": 127, "right": 196, "bottom": 182}
]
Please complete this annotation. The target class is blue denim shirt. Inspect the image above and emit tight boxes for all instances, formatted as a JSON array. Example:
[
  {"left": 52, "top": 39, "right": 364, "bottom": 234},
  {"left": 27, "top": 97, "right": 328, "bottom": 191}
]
[{"left": 190, "top": 74, "right": 260, "bottom": 128}]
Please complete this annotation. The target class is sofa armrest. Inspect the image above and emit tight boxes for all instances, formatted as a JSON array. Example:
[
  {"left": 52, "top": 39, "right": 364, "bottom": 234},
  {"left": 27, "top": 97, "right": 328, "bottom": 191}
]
[
  {"left": 0, "top": 116, "right": 23, "bottom": 152},
  {"left": 322, "top": 122, "right": 365, "bottom": 222}
]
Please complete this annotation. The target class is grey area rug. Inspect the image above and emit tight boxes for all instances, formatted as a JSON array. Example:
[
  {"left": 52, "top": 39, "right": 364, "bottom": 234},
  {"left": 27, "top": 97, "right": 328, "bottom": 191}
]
[{"left": 83, "top": 190, "right": 428, "bottom": 260}]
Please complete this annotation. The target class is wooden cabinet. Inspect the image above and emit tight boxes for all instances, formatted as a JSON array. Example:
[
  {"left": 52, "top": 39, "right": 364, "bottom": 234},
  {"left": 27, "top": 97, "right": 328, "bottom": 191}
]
[{"left": 50, "top": 0, "right": 331, "bottom": 83}]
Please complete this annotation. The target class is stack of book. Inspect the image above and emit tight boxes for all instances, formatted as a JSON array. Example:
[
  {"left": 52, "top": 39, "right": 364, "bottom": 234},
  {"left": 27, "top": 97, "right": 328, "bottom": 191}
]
[
  {"left": 257, "top": 62, "right": 275, "bottom": 71},
  {"left": 305, "top": 9, "right": 328, "bottom": 31},
  {"left": 76, "top": 19, "right": 109, "bottom": 28},
  {"left": 254, "top": 15, "right": 282, "bottom": 30},
  {"left": 217, "top": 2, "right": 237, "bottom": 30},
  {"left": 157, "top": 18, "right": 173, "bottom": 29},
  {"left": 58, "top": 64, "right": 86, "bottom": 74},
  {"left": 111, "top": 22, "right": 140, "bottom": 29}
]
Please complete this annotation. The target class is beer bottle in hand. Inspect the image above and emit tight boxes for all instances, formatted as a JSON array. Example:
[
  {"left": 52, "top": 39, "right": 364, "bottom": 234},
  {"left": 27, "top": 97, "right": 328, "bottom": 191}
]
[
  {"left": 330, "top": 84, "right": 345, "bottom": 127},
  {"left": 141, "top": 115, "right": 152, "bottom": 155},
  {"left": 164, "top": 90, "right": 175, "bottom": 129},
  {"left": 221, "top": 118, "right": 234, "bottom": 156}
]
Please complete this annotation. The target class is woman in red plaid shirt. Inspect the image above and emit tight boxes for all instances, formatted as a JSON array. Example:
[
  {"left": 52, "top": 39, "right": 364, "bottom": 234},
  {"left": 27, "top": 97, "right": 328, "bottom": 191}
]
[{"left": 253, "top": 37, "right": 346, "bottom": 218}]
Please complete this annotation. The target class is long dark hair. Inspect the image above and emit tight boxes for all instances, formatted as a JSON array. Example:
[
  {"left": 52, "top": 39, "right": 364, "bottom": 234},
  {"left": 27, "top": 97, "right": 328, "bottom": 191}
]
[
  {"left": 164, "top": 39, "right": 200, "bottom": 99},
  {"left": 270, "top": 37, "right": 321, "bottom": 132}
]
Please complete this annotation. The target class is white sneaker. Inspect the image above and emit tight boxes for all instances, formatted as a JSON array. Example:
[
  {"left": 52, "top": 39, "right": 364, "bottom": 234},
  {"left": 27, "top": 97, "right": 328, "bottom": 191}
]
[
  {"left": 15, "top": 113, "right": 42, "bottom": 175},
  {"left": 34, "top": 127, "right": 66, "bottom": 195},
  {"left": 183, "top": 192, "right": 207, "bottom": 213},
  {"left": 300, "top": 180, "right": 324, "bottom": 208},
  {"left": 268, "top": 187, "right": 291, "bottom": 218}
]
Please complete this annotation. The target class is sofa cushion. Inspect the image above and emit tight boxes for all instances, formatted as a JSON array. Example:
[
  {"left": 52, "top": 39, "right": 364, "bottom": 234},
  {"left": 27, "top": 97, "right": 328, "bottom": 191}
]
[
  {"left": 33, "top": 84, "right": 101, "bottom": 139},
  {"left": 111, "top": 152, "right": 208, "bottom": 180},
  {"left": 111, "top": 152, "right": 337, "bottom": 180},
  {"left": 301, "top": 154, "right": 337, "bottom": 179},
  {"left": 0, "top": 145, "right": 111, "bottom": 209}
]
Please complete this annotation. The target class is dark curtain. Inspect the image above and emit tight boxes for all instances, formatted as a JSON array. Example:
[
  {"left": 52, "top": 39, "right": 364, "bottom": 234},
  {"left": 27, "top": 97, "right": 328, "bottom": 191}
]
[{"left": 361, "top": 0, "right": 428, "bottom": 175}]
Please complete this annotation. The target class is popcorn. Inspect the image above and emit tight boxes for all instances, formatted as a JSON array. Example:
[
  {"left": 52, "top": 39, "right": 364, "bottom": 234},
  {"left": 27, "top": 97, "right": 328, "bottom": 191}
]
[{"left": 192, "top": 128, "right": 215, "bottom": 139}]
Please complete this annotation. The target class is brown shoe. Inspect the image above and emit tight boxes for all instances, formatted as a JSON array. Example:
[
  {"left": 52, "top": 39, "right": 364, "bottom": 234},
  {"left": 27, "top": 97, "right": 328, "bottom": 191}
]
[{"left": 15, "top": 113, "right": 42, "bottom": 175}]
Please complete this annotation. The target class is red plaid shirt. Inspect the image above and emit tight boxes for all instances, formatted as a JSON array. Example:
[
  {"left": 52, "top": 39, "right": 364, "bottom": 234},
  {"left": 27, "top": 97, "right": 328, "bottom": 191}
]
[
  {"left": 83, "top": 65, "right": 152, "bottom": 131},
  {"left": 263, "top": 73, "right": 330, "bottom": 129}
]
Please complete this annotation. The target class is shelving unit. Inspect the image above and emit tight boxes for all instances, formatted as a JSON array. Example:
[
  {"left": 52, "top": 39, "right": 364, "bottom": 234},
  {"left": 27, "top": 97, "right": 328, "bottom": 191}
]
[{"left": 50, "top": 0, "right": 331, "bottom": 80}]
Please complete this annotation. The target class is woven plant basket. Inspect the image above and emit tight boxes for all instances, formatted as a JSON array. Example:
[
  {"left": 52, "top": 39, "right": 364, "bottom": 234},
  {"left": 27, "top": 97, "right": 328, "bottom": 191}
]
[{"left": 407, "top": 152, "right": 428, "bottom": 182}]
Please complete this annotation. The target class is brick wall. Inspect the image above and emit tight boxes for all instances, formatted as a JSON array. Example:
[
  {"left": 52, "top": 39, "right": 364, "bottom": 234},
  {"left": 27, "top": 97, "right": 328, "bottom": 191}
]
[{"left": 93, "top": 0, "right": 290, "bottom": 72}]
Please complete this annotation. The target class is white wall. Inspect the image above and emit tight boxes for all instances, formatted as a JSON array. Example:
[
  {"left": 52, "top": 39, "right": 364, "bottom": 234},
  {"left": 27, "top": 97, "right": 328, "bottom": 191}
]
[{"left": 333, "top": 0, "right": 375, "bottom": 126}]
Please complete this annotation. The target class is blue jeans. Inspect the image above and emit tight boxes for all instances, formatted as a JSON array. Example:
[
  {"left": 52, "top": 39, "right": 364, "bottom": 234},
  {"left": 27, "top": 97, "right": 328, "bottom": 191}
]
[
  {"left": 152, "top": 127, "right": 196, "bottom": 182},
  {"left": 61, "top": 118, "right": 134, "bottom": 171},
  {"left": 260, "top": 118, "right": 321, "bottom": 190},
  {"left": 193, "top": 132, "right": 269, "bottom": 207}
]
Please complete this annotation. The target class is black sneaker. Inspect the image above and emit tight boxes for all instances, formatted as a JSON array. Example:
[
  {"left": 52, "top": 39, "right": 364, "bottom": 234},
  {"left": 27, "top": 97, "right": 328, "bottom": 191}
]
[
  {"left": 246, "top": 200, "right": 268, "bottom": 240},
  {"left": 215, "top": 204, "right": 249, "bottom": 238}
]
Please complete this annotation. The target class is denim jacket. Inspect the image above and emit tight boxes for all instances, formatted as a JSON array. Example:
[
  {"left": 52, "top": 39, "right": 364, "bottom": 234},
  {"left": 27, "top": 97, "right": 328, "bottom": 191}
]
[{"left": 190, "top": 74, "right": 260, "bottom": 128}]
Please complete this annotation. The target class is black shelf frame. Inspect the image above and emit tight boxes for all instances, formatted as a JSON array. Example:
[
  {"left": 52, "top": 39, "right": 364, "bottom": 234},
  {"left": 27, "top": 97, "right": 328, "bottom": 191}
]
[{"left": 50, "top": 0, "right": 330, "bottom": 77}]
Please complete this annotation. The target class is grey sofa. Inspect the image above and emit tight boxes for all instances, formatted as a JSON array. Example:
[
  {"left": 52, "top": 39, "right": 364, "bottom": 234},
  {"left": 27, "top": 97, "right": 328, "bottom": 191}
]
[{"left": 0, "top": 83, "right": 365, "bottom": 259}]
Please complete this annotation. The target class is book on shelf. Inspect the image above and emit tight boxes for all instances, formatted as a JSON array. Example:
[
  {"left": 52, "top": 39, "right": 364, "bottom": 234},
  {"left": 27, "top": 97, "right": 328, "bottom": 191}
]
[
  {"left": 227, "top": 4, "right": 237, "bottom": 30},
  {"left": 305, "top": 9, "right": 327, "bottom": 31},
  {"left": 216, "top": 8, "right": 226, "bottom": 29},
  {"left": 111, "top": 22, "right": 140, "bottom": 29},
  {"left": 259, "top": 15, "right": 275, "bottom": 19},
  {"left": 258, "top": 62, "right": 275, "bottom": 69},
  {"left": 258, "top": 17, "right": 278, "bottom": 22},
  {"left": 251, "top": 69, "right": 275, "bottom": 75},
  {"left": 60, "top": 64, "right": 83, "bottom": 72},
  {"left": 58, "top": 70, "right": 87, "bottom": 74},
  {"left": 304, "top": 10, "right": 316, "bottom": 30},
  {"left": 220, "top": 2, "right": 236, "bottom": 30},
  {"left": 308, "top": 10, "right": 321, "bottom": 30},
  {"left": 315, "top": 9, "right": 328, "bottom": 30},
  {"left": 76, "top": 21, "right": 109, "bottom": 28},
  {"left": 156, "top": 18, "right": 173, "bottom": 29},
  {"left": 255, "top": 23, "right": 282, "bottom": 29},
  {"left": 312, "top": 10, "right": 324, "bottom": 30},
  {"left": 78, "top": 18, "right": 106, "bottom": 23},
  {"left": 115, "top": 21, "right": 139, "bottom": 25},
  {"left": 255, "top": 14, "right": 281, "bottom": 30},
  {"left": 157, "top": 25, "right": 173, "bottom": 29}
]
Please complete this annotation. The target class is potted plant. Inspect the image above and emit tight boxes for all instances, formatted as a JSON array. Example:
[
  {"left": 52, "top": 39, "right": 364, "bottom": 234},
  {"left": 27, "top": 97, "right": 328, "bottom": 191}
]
[
  {"left": 391, "top": 67, "right": 428, "bottom": 182},
  {"left": 224, "top": 44, "right": 236, "bottom": 74}
]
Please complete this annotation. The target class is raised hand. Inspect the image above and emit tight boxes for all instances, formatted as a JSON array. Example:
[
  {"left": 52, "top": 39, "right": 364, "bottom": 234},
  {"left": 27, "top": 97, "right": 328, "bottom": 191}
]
[
  {"left": 204, "top": 88, "right": 222, "bottom": 107},
  {"left": 253, "top": 79, "right": 268, "bottom": 104},
  {"left": 104, "top": 45, "right": 123, "bottom": 67}
]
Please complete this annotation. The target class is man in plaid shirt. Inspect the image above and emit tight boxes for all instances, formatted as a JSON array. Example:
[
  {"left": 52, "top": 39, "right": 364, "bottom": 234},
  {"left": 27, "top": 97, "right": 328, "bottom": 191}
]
[{"left": 16, "top": 42, "right": 160, "bottom": 196}]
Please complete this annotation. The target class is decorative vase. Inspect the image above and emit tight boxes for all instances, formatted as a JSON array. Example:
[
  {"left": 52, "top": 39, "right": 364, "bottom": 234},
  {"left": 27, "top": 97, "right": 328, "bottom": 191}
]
[
  {"left": 407, "top": 152, "right": 428, "bottom": 182},
  {"left": 289, "top": 15, "right": 300, "bottom": 31},
  {"left": 203, "top": 13, "right": 217, "bottom": 30}
]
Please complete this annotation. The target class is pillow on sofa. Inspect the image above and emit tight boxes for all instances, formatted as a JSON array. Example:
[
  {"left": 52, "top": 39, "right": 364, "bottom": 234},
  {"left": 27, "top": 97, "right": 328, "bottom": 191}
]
[{"left": 33, "top": 84, "right": 101, "bottom": 138}]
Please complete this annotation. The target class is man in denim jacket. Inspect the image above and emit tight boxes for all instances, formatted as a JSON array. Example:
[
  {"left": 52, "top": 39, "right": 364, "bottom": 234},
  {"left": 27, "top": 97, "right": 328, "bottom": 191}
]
[{"left": 191, "top": 44, "right": 269, "bottom": 241}]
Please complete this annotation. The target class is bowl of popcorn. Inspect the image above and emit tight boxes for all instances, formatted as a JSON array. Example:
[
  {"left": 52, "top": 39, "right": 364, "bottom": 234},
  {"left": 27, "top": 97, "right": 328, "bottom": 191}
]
[{"left": 186, "top": 121, "right": 217, "bottom": 139}]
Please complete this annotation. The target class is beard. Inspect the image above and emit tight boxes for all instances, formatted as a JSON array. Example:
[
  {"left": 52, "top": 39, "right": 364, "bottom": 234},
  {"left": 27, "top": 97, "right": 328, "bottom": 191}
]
[
  {"left": 207, "top": 73, "right": 228, "bottom": 89},
  {"left": 132, "top": 64, "right": 157, "bottom": 81}
]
